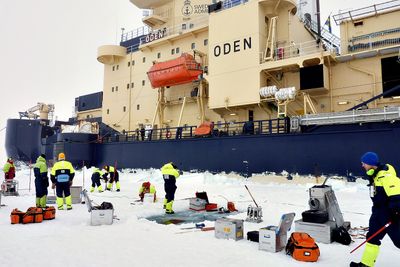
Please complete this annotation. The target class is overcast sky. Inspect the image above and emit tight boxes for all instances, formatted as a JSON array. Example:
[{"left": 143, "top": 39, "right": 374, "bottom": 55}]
[{"left": 0, "top": 0, "right": 386, "bottom": 161}]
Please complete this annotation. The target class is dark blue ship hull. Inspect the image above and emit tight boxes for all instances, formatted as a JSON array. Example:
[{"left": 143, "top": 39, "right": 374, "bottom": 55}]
[{"left": 6, "top": 118, "right": 400, "bottom": 177}]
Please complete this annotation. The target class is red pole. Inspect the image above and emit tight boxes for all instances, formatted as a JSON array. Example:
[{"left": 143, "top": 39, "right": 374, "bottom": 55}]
[
  {"left": 28, "top": 160, "right": 32, "bottom": 192},
  {"left": 350, "top": 221, "right": 392, "bottom": 254}
]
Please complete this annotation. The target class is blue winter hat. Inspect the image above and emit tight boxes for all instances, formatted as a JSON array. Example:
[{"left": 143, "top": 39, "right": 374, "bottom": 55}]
[{"left": 361, "top": 152, "right": 379, "bottom": 166}]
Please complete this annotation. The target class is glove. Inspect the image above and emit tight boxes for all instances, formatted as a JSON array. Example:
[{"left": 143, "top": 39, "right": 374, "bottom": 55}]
[
  {"left": 179, "top": 170, "right": 183, "bottom": 175},
  {"left": 51, "top": 183, "right": 56, "bottom": 189}
]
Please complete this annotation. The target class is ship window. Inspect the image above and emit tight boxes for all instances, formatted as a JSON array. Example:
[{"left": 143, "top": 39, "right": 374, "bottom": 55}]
[
  {"left": 204, "top": 39, "right": 208, "bottom": 46},
  {"left": 131, "top": 82, "right": 134, "bottom": 88},
  {"left": 127, "top": 83, "right": 130, "bottom": 89},
  {"left": 128, "top": 61, "right": 131, "bottom": 67},
  {"left": 143, "top": 57, "right": 146, "bottom": 63},
  {"left": 116, "top": 86, "right": 118, "bottom": 92},
  {"left": 123, "top": 106, "right": 126, "bottom": 112},
  {"left": 142, "top": 80, "right": 145, "bottom": 86},
  {"left": 116, "top": 65, "right": 119, "bottom": 70},
  {"left": 176, "top": 47, "right": 180, "bottom": 54},
  {"left": 249, "top": 110, "right": 254, "bottom": 121},
  {"left": 157, "top": 52, "right": 161, "bottom": 59},
  {"left": 382, "top": 56, "right": 400, "bottom": 98},
  {"left": 189, "top": 23, "right": 194, "bottom": 29},
  {"left": 137, "top": 104, "right": 140, "bottom": 110},
  {"left": 182, "top": 24, "right": 187, "bottom": 30},
  {"left": 132, "top": 60, "right": 135, "bottom": 65},
  {"left": 112, "top": 87, "right": 114, "bottom": 92},
  {"left": 107, "top": 109, "right": 110, "bottom": 114},
  {"left": 300, "top": 65, "right": 324, "bottom": 90},
  {"left": 354, "top": 21, "right": 364, "bottom": 27},
  {"left": 191, "top": 43, "right": 196, "bottom": 49},
  {"left": 171, "top": 49, "right": 175, "bottom": 55},
  {"left": 112, "top": 66, "right": 115, "bottom": 71}
]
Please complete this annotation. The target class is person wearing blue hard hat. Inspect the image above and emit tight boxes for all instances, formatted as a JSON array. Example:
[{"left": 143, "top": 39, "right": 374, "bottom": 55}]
[{"left": 350, "top": 152, "right": 400, "bottom": 267}]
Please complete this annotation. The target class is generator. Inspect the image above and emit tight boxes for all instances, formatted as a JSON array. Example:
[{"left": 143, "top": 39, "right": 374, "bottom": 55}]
[{"left": 295, "top": 178, "right": 349, "bottom": 244}]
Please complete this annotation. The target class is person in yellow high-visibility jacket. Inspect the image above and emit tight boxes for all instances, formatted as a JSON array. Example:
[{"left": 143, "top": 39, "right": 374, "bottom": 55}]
[
  {"left": 103, "top": 165, "right": 120, "bottom": 192},
  {"left": 139, "top": 181, "right": 156, "bottom": 202},
  {"left": 3, "top": 157, "right": 15, "bottom": 180},
  {"left": 50, "top": 153, "right": 75, "bottom": 210},
  {"left": 33, "top": 154, "right": 49, "bottom": 208},
  {"left": 90, "top": 167, "right": 106, "bottom": 193},
  {"left": 350, "top": 152, "right": 400, "bottom": 267},
  {"left": 161, "top": 162, "right": 181, "bottom": 214}
]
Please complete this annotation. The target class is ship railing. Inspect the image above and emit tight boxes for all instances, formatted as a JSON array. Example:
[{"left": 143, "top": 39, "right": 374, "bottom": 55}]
[
  {"left": 222, "top": 0, "right": 249, "bottom": 10},
  {"left": 138, "top": 15, "right": 209, "bottom": 46},
  {"left": 332, "top": 0, "right": 400, "bottom": 25},
  {"left": 121, "top": 26, "right": 151, "bottom": 42},
  {"left": 100, "top": 118, "right": 290, "bottom": 143},
  {"left": 260, "top": 40, "right": 334, "bottom": 63}
]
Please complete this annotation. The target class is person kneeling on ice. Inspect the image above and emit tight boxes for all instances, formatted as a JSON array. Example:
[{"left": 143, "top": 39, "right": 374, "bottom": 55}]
[
  {"left": 161, "top": 162, "right": 181, "bottom": 214},
  {"left": 3, "top": 157, "right": 16, "bottom": 180},
  {"left": 50, "top": 153, "right": 75, "bottom": 210},
  {"left": 350, "top": 152, "right": 400, "bottom": 267},
  {"left": 90, "top": 167, "right": 106, "bottom": 193},
  {"left": 139, "top": 181, "right": 156, "bottom": 202},
  {"left": 33, "top": 154, "right": 49, "bottom": 208},
  {"left": 103, "top": 165, "right": 120, "bottom": 192}
]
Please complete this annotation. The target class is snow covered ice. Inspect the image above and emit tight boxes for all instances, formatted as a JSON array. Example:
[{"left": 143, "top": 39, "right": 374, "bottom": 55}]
[{"left": 0, "top": 166, "right": 398, "bottom": 267}]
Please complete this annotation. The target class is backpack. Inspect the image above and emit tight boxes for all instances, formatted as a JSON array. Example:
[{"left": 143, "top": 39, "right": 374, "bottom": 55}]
[
  {"left": 286, "top": 232, "right": 320, "bottom": 262},
  {"left": 100, "top": 202, "right": 113, "bottom": 210},
  {"left": 332, "top": 226, "right": 352, "bottom": 245}
]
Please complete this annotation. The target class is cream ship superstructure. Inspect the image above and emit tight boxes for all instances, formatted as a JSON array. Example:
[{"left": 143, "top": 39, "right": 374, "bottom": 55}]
[{"left": 85, "top": 0, "right": 400, "bottom": 134}]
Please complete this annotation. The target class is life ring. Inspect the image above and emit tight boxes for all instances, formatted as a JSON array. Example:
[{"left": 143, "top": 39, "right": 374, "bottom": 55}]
[{"left": 166, "top": 131, "right": 172, "bottom": 139}]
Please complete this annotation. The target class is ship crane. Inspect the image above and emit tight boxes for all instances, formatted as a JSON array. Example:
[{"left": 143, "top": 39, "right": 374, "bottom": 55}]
[{"left": 19, "top": 103, "right": 55, "bottom": 121}]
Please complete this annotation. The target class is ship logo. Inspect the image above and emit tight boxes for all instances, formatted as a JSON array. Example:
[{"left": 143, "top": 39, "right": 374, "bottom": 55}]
[{"left": 182, "top": 0, "right": 193, "bottom": 17}]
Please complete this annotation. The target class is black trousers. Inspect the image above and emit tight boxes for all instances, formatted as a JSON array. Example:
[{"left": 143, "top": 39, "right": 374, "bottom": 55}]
[
  {"left": 35, "top": 176, "right": 48, "bottom": 198},
  {"left": 367, "top": 206, "right": 400, "bottom": 248},
  {"left": 91, "top": 173, "right": 101, "bottom": 187},
  {"left": 56, "top": 182, "right": 71, "bottom": 198},
  {"left": 164, "top": 176, "right": 177, "bottom": 202}
]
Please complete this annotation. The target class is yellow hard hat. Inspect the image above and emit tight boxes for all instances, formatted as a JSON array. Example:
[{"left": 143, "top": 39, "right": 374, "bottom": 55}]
[{"left": 58, "top": 152, "right": 65, "bottom": 160}]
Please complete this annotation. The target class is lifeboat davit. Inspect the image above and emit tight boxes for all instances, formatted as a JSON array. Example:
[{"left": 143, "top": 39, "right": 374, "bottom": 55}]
[{"left": 147, "top": 53, "right": 203, "bottom": 88}]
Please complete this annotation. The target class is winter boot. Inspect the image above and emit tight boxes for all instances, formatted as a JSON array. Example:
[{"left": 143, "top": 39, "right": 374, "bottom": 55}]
[
  {"left": 65, "top": 195, "right": 73, "bottom": 210},
  {"left": 116, "top": 181, "right": 121, "bottom": 192},
  {"left": 163, "top": 198, "right": 168, "bottom": 209},
  {"left": 56, "top": 197, "right": 64, "bottom": 210},
  {"left": 39, "top": 195, "right": 47, "bottom": 208},
  {"left": 165, "top": 201, "right": 174, "bottom": 214},
  {"left": 90, "top": 186, "right": 95, "bottom": 193},
  {"left": 360, "top": 243, "right": 379, "bottom": 267},
  {"left": 98, "top": 185, "right": 104, "bottom": 193},
  {"left": 107, "top": 183, "right": 112, "bottom": 191},
  {"left": 36, "top": 197, "right": 41, "bottom": 207}
]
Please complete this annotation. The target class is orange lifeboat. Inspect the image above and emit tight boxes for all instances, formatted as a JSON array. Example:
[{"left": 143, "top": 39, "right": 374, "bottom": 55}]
[{"left": 147, "top": 53, "right": 203, "bottom": 88}]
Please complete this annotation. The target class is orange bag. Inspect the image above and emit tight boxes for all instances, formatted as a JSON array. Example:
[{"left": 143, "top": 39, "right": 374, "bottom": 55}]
[
  {"left": 10, "top": 209, "right": 25, "bottom": 224},
  {"left": 43, "top": 206, "right": 56, "bottom": 220},
  {"left": 286, "top": 232, "right": 320, "bottom": 262},
  {"left": 22, "top": 207, "right": 43, "bottom": 224}
]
